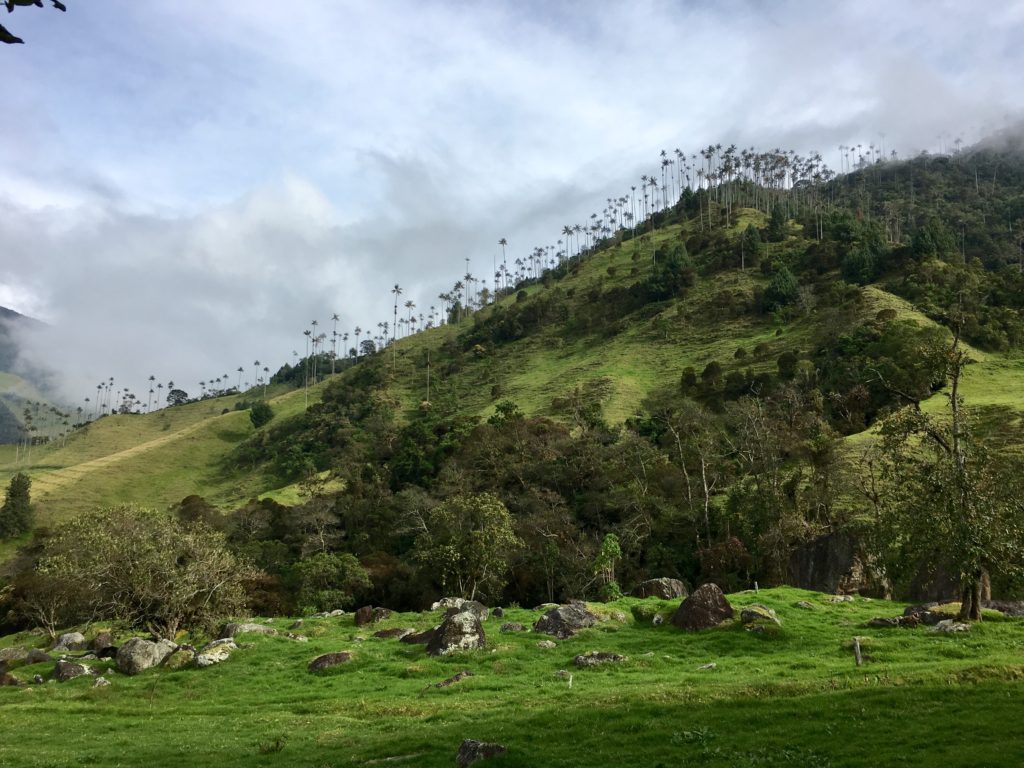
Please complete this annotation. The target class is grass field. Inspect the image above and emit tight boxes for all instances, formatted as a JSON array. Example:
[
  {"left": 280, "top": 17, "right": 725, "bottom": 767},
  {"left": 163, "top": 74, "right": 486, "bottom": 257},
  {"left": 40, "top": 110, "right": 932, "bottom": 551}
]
[{"left": 1, "top": 587, "right": 1022, "bottom": 767}]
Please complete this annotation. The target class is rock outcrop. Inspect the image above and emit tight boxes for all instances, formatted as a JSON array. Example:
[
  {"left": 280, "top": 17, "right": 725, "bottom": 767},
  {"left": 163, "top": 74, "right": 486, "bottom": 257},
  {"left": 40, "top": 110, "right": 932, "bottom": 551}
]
[{"left": 671, "top": 584, "right": 733, "bottom": 631}]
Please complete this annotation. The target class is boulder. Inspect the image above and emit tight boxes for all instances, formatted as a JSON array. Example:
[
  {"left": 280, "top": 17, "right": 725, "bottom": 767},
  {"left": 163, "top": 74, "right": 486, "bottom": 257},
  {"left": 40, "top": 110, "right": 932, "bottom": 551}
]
[
  {"left": 671, "top": 584, "right": 733, "bottom": 631},
  {"left": 115, "top": 638, "right": 177, "bottom": 676},
  {"left": 354, "top": 606, "right": 392, "bottom": 627},
  {"left": 574, "top": 651, "right": 626, "bottom": 668},
  {"left": 631, "top": 577, "right": 687, "bottom": 600},
  {"left": 740, "top": 604, "right": 780, "bottom": 629},
  {"left": 309, "top": 609, "right": 345, "bottom": 618},
  {"left": 932, "top": 619, "right": 971, "bottom": 633},
  {"left": 431, "top": 597, "right": 466, "bottom": 612},
  {"left": 982, "top": 600, "right": 1024, "bottom": 617},
  {"left": 399, "top": 627, "right": 437, "bottom": 645},
  {"left": 456, "top": 739, "right": 507, "bottom": 767},
  {"left": 533, "top": 601, "right": 598, "bottom": 639},
  {"left": 426, "top": 611, "right": 486, "bottom": 656},
  {"left": 0, "top": 672, "right": 23, "bottom": 687},
  {"left": 219, "top": 622, "right": 279, "bottom": 639},
  {"left": 164, "top": 648, "right": 198, "bottom": 670},
  {"left": 499, "top": 622, "right": 526, "bottom": 633},
  {"left": 196, "top": 639, "right": 237, "bottom": 668},
  {"left": 446, "top": 601, "right": 489, "bottom": 621},
  {"left": 492, "top": 607, "right": 504, "bottom": 619},
  {"left": 536, "top": 640, "right": 557, "bottom": 650},
  {"left": 0, "top": 647, "right": 28, "bottom": 664},
  {"left": 308, "top": 652, "right": 353, "bottom": 673},
  {"left": 54, "top": 660, "right": 91, "bottom": 682},
  {"left": 90, "top": 631, "right": 115, "bottom": 652},
  {"left": 51, "top": 632, "right": 87, "bottom": 652},
  {"left": 25, "top": 649, "right": 50, "bottom": 665}
]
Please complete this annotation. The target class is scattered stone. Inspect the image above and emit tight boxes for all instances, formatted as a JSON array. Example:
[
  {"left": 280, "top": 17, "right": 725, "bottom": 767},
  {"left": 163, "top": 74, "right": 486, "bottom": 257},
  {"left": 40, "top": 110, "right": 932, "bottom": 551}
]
[
  {"left": 288, "top": 619, "right": 304, "bottom": 631},
  {"left": 54, "top": 660, "right": 91, "bottom": 682},
  {"left": 795, "top": 600, "right": 817, "bottom": 610},
  {"left": 607, "top": 610, "right": 627, "bottom": 623},
  {"left": 0, "top": 672, "right": 22, "bottom": 687},
  {"left": 535, "top": 602, "right": 559, "bottom": 610},
  {"left": 671, "top": 584, "right": 734, "bottom": 631},
  {"left": 698, "top": 662, "right": 717, "bottom": 670},
  {"left": 51, "top": 632, "right": 87, "bottom": 652},
  {"left": 932, "top": 619, "right": 971, "bottom": 633},
  {"left": 631, "top": 577, "right": 688, "bottom": 600},
  {"left": 492, "top": 607, "right": 504, "bottom": 619},
  {"left": 115, "top": 638, "right": 177, "bottom": 676},
  {"left": 574, "top": 651, "right": 626, "bottom": 668},
  {"left": 93, "top": 676, "right": 110, "bottom": 688},
  {"left": 309, "top": 609, "right": 345, "bottom": 619},
  {"left": 219, "top": 622, "right": 279, "bottom": 639},
  {"left": 536, "top": 640, "right": 557, "bottom": 650},
  {"left": 827, "top": 595, "right": 855, "bottom": 603},
  {"left": 32, "top": 674, "right": 44, "bottom": 685},
  {"left": 426, "top": 611, "right": 486, "bottom": 656},
  {"left": 308, "top": 651, "right": 353, "bottom": 673},
  {"left": 196, "top": 639, "right": 237, "bottom": 668},
  {"left": 499, "top": 622, "right": 526, "bottom": 633},
  {"left": 554, "top": 669, "right": 570, "bottom": 678},
  {"left": 26, "top": 649, "right": 51, "bottom": 665},
  {"left": 456, "top": 739, "right": 507, "bottom": 767},
  {"left": 0, "top": 647, "right": 28, "bottom": 664},
  {"left": 740, "top": 604, "right": 781, "bottom": 629},
  {"left": 90, "top": 631, "right": 114, "bottom": 652},
  {"left": 431, "top": 597, "right": 466, "bottom": 612},
  {"left": 533, "top": 601, "right": 598, "bottom": 639},
  {"left": 435, "top": 670, "right": 474, "bottom": 688},
  {"left": 652, "top": 614, "right": 664, "bottom": 626},
  {"left": 354, "top": 606, "right": 393, "bottom": 626},
  {"left": 374, "top": 628, "right": 415, "bottom": 640},
  {"left": 400, "top": 628, "right": 437, "bottom": 645}
]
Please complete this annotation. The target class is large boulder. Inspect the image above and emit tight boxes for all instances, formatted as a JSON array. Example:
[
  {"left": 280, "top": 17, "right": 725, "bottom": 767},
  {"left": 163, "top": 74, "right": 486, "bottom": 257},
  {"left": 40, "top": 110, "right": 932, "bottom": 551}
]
[
  {"left": 54, "top": 660, "right": 91, "bottom": 682},
  {"left": 533, "top": 601, "right": 598, "bottom": 639},
  {"left": 116, "top": 638, "right": 177, "bottom": 676},
  {"left": 354, "top": 606, "right": 393, "bottom": 627},
  {"left": 91, "top": 631, "right": 115, "bottom": 652},
  {"left": 431, "top": 597, "right": 466, "bottom": 611},
  {"left": 446, "top": 601, "right": 489, "bottom": 621},
  {"left": 671, "top": 584, "right": 734, "bottom": 631},
  {"left": 574, "top": 651, "right": 626, "bottom": 668},
  {"left": 426, "top": 611, "right": 486, "bottom": 656},
  {"left": 51, "top": 632, "right": 88, "bottom": 652},
  {"left": 219, "top": 622, "right": 279, "bottom": 639},
  {"left": 631, "top": 578, "right": 687, "bottom": 600},
  {"left": 456, "top": 739, "right": 507, "bottom": 767}
]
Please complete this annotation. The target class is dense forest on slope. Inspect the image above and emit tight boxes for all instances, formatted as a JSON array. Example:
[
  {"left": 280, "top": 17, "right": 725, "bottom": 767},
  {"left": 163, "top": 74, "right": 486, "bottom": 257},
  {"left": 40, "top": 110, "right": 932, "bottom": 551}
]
[{"left": 4, "top": 135, "right": 1024, "bottom": 630}]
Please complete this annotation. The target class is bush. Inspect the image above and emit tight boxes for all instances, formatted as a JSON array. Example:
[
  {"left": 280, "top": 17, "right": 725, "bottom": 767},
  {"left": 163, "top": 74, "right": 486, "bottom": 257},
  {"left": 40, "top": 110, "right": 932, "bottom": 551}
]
[
  {"left": 20, "top": 505, "right": 257, "bottom": 636},
  {"left": 289, "top": 552, "right": 371, "bottom": 614},
  {"left": 0, "top": 473, "right": 32, "bottom": 539},
  {"left": 250, "top": 400, "right": 274, "bottom": 429}
]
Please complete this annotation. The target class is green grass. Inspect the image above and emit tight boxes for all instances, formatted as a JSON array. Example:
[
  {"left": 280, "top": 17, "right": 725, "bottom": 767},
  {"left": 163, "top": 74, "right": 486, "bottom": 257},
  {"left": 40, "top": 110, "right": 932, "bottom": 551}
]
[{"left": 1, "top": 587, "right": 1022, "bottom": 766}]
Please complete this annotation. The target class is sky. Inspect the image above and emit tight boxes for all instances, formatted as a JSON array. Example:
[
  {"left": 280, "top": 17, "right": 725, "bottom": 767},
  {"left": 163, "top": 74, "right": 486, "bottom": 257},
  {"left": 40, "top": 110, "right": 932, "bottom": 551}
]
[{"left": 1, "top": 0, "right": 1023, "bottom": 404}]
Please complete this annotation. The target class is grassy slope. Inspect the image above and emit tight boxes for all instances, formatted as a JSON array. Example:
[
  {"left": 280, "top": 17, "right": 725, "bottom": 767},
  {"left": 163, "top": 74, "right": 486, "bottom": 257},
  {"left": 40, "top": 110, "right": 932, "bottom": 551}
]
[{"left": 1, "top": 587, "right": 1022, "bottom": 767}]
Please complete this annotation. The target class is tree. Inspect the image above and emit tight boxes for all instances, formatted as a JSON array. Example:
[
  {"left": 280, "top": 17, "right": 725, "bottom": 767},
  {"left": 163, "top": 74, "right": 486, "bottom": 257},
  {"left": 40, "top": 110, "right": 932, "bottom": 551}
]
[
  {"left": 167, "top": 388, "right": 189, "bottom": 406},
  {"left": 409, "top": 493, "right": 522, "bottom": 602},
  {"left": 764, "top": 266, "right": 799, "bottom": 310},
  {"left": 0, "top": 472, "right": 32, "bottom": 539},
  {"left": 289, "top": 552, "right": 370, "bottom": 613},
  {"left": 873, "top": 332, "right": 1024, "bottom": 620},
  {"left": 1, "top": 0, "right": 66, "bottom": 45},
  {"left": 592, "top": 532, "right": 622, "bottom": 601},
  {"left": 27, "top": 505, "right": 256, "bottom": 636},
  {"left": 250, "top": 400, "right": 274, "bottom": 429}
]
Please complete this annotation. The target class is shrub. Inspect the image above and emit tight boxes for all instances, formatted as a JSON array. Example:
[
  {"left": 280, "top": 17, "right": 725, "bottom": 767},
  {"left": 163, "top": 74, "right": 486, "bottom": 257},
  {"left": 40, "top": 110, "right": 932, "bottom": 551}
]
[
  {"left": 0, "top": 473, "right": 32, "bottom": 539},
  {"left": 250, "top": 400, "right": 274, "bottom": 428}
]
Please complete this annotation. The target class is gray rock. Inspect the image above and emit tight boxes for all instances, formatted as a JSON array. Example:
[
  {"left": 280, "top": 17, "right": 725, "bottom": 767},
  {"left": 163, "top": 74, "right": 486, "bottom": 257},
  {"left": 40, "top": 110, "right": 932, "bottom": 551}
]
[
  {"left": 90, "top": 631, "right": 115, "bottom": 652},
  {"left": 93, "top": 676, "right": 110, "bottom": 688},
  {"left": 671, "top": 584, "right": 734, "bottom": 631},
  {"left": 698, "top": 662, "right": 717, "bottom": 670},
  {"left": 740, "top": 604, "right": 780, "bottom": 628},
  {"left": 932, "top": 619, "right": 971, "bottom": 633},
  {"left": 0, "top": 647, "right": 28, "bottom": 664},
  {"left": 499, "top": 622, "right": 526, "bottom": 633},
  {"left": 795, "top": 600, "right": 817, "bottom": 610},
  {"left": 533, "top": 601, "right": 598, "bottom": 639},
  {"left": 456, "top": 739, "right": 507, "bottom": 767},
  {"left": 32, "top": 674, "right": 44, "bottom": 685},
  {"left": 631, "top": 577, "right": 688, "bottom": 600},
  {"left": 827, "top": 595, "right": 854, "bottom": 603},
  {"left": 51, "top": 632, "right": 87, "bottom": 652},
  {"left": 54, "top": 660, "right": 91, "bottom": 682},
  {"left": 431, "top": 597, "right": 465, "bottom": 612},
  {"left": 288, "top": 619, "right": 304, "bottom": 631},
  {"left": 426, "top": 611, "right": 486, "bottom": 656},
  {"left": 574, "top": 651, "right": 626, "bottom": 668},
  {"left": 651, "top": 614, "right": 664, "bottom": 626},
  {"left": 115, "top": 638, "right": 177, "bottom": 676},
  {"left": 536, "top": 640, "right": 557, "bottom": 650},
  {"left": 219, "top": 622, "right": 279, "bottom": 639},
  {"left": 195, "top": 639, "right": 237, "bottom": 668},
  {"left": 446, "top": 601, "right": 489, "bottom": 622},
  {"left": 354, "top": 606, "right": 393, "bottom": 626},
  {"left": 308, "top": 652, "right": 353, "bottom": 673},
  {"left": 26, "top": 649, "right": 52, "bottom": 665}
]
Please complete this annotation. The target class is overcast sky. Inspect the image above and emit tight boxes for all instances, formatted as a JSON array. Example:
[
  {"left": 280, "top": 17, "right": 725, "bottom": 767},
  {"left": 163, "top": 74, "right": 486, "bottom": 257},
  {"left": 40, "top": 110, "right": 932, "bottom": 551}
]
[{"left": 1, "top": 0, "right": 1022, "bottom": 404}]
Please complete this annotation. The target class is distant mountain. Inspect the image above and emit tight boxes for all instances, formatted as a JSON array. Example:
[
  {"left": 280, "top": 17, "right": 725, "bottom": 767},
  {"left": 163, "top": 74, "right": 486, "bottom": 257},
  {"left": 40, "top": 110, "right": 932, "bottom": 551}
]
[
  {"left": 0, "top": 305, "right": 55, "bottom": 444},
  {"left": 0, "top": 305, "right": 41, "bottom": 374}
]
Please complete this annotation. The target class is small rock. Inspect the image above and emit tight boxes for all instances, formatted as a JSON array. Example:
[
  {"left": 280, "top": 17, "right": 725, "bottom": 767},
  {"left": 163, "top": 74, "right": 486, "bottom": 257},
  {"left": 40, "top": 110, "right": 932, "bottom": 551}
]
[
  {"left": 607, "top": 610, "right": 627, "bottom": 623},
  {"left": 573, "top": 651, "right": 626, "bottom": 668},
  {"left": 288, "top": 619, "right": 304, "bottom": 631},
  {"left": 308, "top": 652, "right": 353, "bottom": 673},
  {"left": 795, "top": 600, "right": 816, "bottom": 610},
  {"left": 932, "top": 619, "right": 971, "bottom": 633},
  {"left": 536, "top": 640, "right": 557, "bottom": 650},
  {"left": 32, "top": 674, "right": 44, "bottom": 685},
  {"left": 456, "top": 739, "right": 507, "bottom": 767},
  {"left": 219, "top": 622, "right": 279, "bottom": 639},
  {"left": 195, "top": 640, "right": 237, "bottom": 668},
  {"left": 90, "top": 631, "right": 115, "bottom": 652},
  {"left": 286, "top": 633, "right": 308, "bottom": 642},
  {"left": 554, "top": 669, "right": 570, "bottom": 678},
  {"left": 652, "top": 615, "right": 664, "bottom": 626},
  {"left": 93, "top": 676, "right": 110, "bottom": 688},
  {"left": 51, "top": 632, "right": 88, "bottom": 652},
  {"left": 740, "top": 604, "right": 780, "bottom": 628},
  {"left": 26, "top": 649, "right": 51, "bottom": 665},
  {"left": 492, "top": 607, "right": 504, "bottom": 619},
  {"left": 0, "top": 672, "right": 22, "bottom": 687},
  {"left": 435, "top": 670, "right": 473, "bottom": 688},
  {"left": 354, "top": 606, "right": 393, "bottom": 626},
  {"left": 698, "top": 662, "right": 717, "bottom": 670},
  {"left": 54, "top": 660, "right": 91, "bottom": 682},
  {"left": 827, "top": 595, "right": 855, "bottom": 603},
  {"left": 499, "top": 622, "right": 526, "bottom": 633}
]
